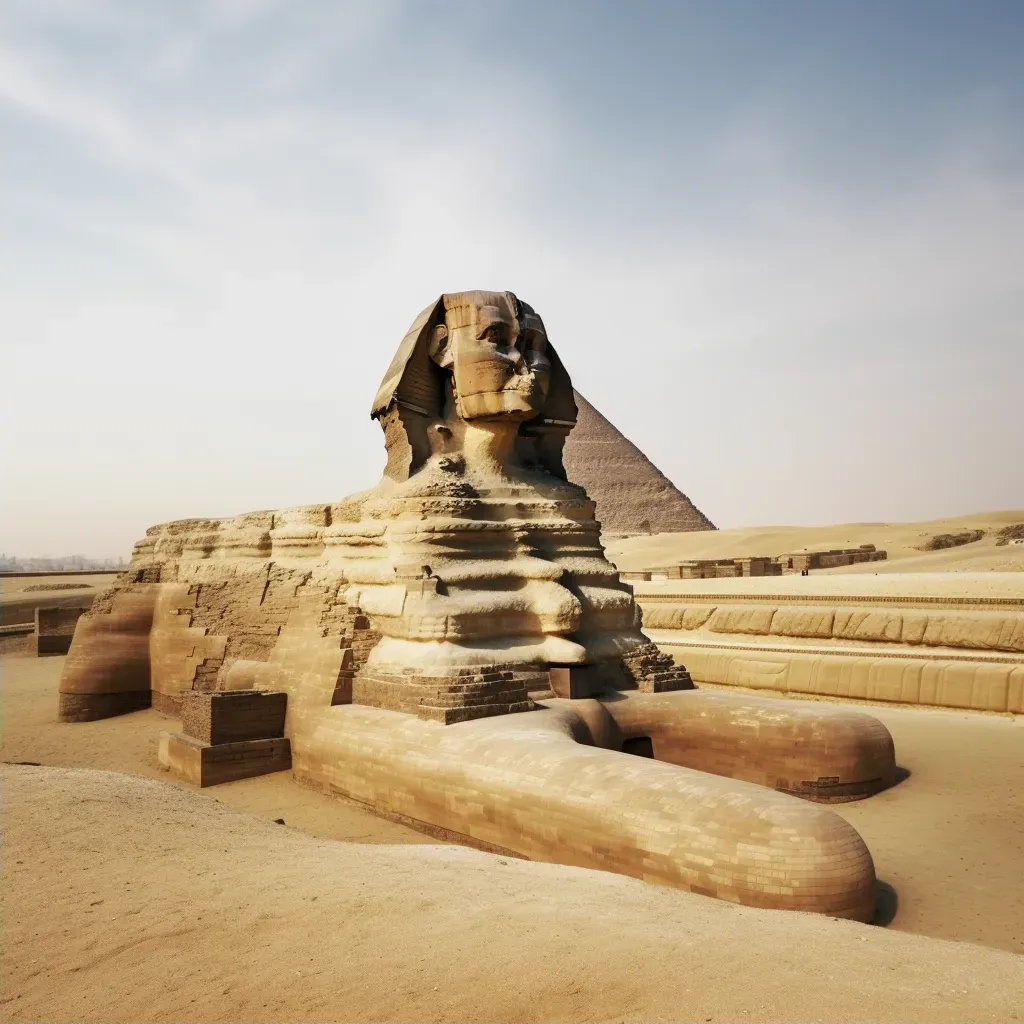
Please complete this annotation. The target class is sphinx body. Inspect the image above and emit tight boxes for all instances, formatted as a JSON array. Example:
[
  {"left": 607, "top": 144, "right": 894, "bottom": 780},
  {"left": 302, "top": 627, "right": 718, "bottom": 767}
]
[{"left": 59, "top": 291, "right": 895, "bottom": 921}]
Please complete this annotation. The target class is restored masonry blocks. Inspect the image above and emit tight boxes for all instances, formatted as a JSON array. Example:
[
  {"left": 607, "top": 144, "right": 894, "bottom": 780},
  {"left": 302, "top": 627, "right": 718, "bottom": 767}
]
[
  {"left": 159, "top": 690, "right": 292, "bottom": 787},
  {"left": 61, "top": 290, "right": 895, "bottom": 920},
  {"left": 159, "top": 732, "right": 291, "bottom": 788},
  {"left": 179, "top": 690, "right": 288, "bottom": 745}
]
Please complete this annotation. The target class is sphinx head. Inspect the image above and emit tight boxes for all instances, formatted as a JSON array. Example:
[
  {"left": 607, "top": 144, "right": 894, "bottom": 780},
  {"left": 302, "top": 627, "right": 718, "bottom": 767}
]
[
  {"left": 371, "top": 291, "right": 577, "bottom": 482},
  {"left": 429, "top": 291, "right": 551, "bottom": 422}
]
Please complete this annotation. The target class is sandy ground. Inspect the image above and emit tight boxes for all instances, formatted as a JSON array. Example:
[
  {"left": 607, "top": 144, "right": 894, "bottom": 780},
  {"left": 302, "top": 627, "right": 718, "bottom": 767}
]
[
  {"left": 0, "top": 571, "right": 118, "bottom": 634},
  {"left": 0, "top": 573, "right": 120, "bottom": 600},
  {"left": 6, "top": 763, "right": 1024, "bottom": 1024},
  {"left": 2, "top": 654, "right": 1023, "bottom": 1022},
  {"left": 0, "top": 655, "right": 431, "bottom": 846},
  {"left": 608, "top": 510, "right": 1024, "bottom": 573}
]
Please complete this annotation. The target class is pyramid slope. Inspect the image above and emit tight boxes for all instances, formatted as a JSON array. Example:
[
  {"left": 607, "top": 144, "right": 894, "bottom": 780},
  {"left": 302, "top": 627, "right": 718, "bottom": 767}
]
[{"left": 563, "top": 391, "right": 715, "bottom": 535}]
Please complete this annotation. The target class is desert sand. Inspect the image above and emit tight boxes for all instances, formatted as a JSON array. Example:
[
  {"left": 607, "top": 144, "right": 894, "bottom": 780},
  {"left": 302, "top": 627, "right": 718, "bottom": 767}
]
[
  {"left": 607, "top": 510, "right": 1024, "bottom": 574},
  {"left": 0, "top": 572, "right": 119, "bottom": 600},
  {"left": 2, "top": 651, "right": 1023, "bottom": 1022},
  {"left": 0, "top": 572, "right": 117, "bottom": 633}
]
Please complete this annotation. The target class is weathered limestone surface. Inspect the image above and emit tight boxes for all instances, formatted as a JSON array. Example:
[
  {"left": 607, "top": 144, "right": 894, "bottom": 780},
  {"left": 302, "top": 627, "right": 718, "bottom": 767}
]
[
  {"left": 58, "top": 588, "right": 155, "bottom": 721},
  {"left": 639, "top": 585, "right": 1024, "bottom": 712},
  {"left": 59, "top": 290, "right": 893, "bottom": 919}
]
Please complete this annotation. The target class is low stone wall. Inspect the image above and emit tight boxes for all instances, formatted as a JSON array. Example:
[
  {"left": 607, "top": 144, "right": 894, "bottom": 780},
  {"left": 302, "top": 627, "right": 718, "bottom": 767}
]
[
  {"left": 642, "top": 601, "right": 1024, "bottom": 653},
  {"left": 0, "top": 622, "right": 32, "bottom": 655},
  {"left": 30, "top": 606, "right": 89, "bottom": 656},
  {"left": 637, "top": 587, "right": 1024, "bottom": 714},
  {"left": 0, "top": 590, "right": 99, "bottom": 628},
  {"left": 657, "top": 641, "right": 1024, "bottom": 713}
]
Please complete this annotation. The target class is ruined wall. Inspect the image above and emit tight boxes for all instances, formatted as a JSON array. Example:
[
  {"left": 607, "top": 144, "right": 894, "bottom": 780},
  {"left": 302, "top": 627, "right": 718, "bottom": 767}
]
[{"left": 29, "top": 606, "right": 88, "bottom": 656}]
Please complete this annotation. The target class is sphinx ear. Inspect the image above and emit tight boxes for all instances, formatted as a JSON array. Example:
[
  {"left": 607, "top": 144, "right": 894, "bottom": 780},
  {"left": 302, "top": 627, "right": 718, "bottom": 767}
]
[{"left": 428, "top": 324, "right": 453, "bottom": 368}]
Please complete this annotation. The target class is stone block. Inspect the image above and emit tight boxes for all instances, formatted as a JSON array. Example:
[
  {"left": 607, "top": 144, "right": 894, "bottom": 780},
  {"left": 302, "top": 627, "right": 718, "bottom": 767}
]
[
  {"left": 31, "top": 605, "right": 89, "bottom": 656},
  {"left": 158, "top": 731, "right": 291, "bottom": 787},
  {"left": 58, "top": 690, "right": 151, "bottom": 722},
  {"left": 353, "top": 668, "right": 537, "bottom": 722},
  {"left": 179, "top": 690, "right": 287, "bottom": 745},
  {"left": 549, "top": 665, "right": 598, "bottom": 699}
]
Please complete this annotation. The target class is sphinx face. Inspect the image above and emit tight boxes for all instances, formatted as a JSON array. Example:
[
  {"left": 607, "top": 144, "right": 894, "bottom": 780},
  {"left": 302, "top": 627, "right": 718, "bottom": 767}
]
[{"left": 435, "top": 295, "right": 551, "bottom": 421}]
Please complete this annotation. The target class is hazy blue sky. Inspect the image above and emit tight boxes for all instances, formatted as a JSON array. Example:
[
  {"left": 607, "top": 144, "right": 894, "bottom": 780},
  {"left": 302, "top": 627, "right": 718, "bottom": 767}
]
[{"left": 3, "top": 0, "right": 1023, "bottom": 557}]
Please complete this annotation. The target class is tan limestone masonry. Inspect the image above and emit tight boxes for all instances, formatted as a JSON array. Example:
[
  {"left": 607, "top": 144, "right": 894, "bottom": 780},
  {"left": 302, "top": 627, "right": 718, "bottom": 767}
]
[{"left": 638, "top": 584, "right": 1024, "bottom": 712}]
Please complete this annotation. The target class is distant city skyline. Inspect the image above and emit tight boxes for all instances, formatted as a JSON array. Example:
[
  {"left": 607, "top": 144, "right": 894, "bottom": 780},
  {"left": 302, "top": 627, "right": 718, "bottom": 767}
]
[{"left": 2, "top": 0, "right": 1023, "bottom": 557}]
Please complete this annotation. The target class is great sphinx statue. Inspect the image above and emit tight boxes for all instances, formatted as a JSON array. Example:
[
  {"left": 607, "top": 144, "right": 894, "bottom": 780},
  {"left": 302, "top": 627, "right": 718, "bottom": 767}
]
[{"left": 59, "top": 290, "right": 896, "bottom": 921}]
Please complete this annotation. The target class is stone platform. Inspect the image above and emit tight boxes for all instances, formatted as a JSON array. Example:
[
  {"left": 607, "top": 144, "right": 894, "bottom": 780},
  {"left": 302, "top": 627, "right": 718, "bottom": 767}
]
[{"left": 159, "top": 690, "right": 291, "bottom": 788}]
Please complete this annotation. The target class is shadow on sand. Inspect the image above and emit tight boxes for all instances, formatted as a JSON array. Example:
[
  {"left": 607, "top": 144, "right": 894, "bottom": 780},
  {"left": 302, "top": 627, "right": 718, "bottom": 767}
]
[{"left": 872, "top": 881, "right": 899, "bottom": 927}]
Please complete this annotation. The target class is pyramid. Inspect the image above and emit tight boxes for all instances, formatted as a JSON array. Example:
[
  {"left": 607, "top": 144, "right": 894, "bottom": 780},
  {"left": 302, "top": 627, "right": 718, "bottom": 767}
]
[{"left": 562, "top": 391, "right": 715, "bottom": 535}]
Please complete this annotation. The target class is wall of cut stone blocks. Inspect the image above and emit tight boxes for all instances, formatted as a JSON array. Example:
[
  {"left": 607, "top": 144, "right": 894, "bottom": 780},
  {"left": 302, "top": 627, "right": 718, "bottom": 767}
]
[
  {"left": 641, "top": 600, "right": 1024, "bottom": 653},
  {"left": 179, "top": 690, "right": 287, "bottom": 745},
  {"left": 160, "top": 690, "right": 291, "bottom": 787},
  {"left": 1, "top": 589, "right": 100, "bottom": 629},
  {"left": 638, "top": 591, "right": 1024, "bottom": 713},
  {"left": 666, "top": 644, "right": 1024, "bottom": 713},
  {"left": 639, "top": 549, "right": 886, "bottom": 582}
]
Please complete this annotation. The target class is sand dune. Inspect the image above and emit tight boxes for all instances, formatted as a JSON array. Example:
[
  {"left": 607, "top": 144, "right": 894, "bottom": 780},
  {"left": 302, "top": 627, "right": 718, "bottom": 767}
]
[
  {"left": 607, "top": 510, "right": 1024, "bottom": 574},
  {"left": 4, "top": 763, "right": 1024, "bottom": 1024},
  {"left": 0, "top": 655, "right": 430, "bottom": 846},
  {"left": 2, "top": 653, "right": 1023, "bottom": 1022}
]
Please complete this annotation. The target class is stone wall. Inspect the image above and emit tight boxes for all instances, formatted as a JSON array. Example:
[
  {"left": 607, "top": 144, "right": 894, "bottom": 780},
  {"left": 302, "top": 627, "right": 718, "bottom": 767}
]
[
  {"left": 29, "top": 606, "right": 89, "bottom": 656},
  {"left": 638, "top": 588, "right": 1024, "bottom": 713},
  {"left": 1, "top": 588, "right": 101, "bottom": 629}
]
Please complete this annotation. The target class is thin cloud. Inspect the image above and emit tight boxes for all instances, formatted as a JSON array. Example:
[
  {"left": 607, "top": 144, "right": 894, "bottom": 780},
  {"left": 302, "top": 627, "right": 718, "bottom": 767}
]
[{"left": 2, "top": 2, "right": 1021, "bottom": 555}]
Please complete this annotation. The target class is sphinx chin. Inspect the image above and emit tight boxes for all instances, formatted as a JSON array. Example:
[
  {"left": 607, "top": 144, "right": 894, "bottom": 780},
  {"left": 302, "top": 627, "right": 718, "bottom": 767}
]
[{"left": 60, "top": 289, "right": 895, "bottom": 921}]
